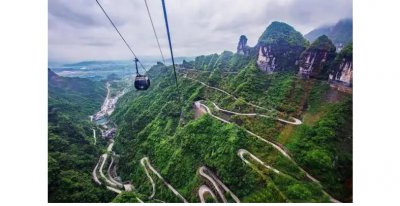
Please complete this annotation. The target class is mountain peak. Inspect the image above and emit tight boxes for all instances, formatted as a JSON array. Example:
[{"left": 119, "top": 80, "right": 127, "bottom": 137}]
[
  {"left": 305, "top": 18, "right": 352, "bottom": 45},
  {"left": 258, "top": 21, "right": 308, "bottom": 46},
  {"left": 237, "top": 35, "right": 250, "bottom": 55},
  {"left": 309, "top": 35, "right": 336, "bottom": 51}
]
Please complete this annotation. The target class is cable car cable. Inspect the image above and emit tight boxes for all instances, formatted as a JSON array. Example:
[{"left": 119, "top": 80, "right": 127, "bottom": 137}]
[
  {"left": 144, "top": 0, "right": 166, "bottom": 64},
  {"left": 161, "top": 0, "right": 179, "bottom": 90},
  {"left": 95, "top": 0, "right": 147, "bottom": 73},
  {"left": 161, "top": 0, "right": 185, "bottom": 121}
]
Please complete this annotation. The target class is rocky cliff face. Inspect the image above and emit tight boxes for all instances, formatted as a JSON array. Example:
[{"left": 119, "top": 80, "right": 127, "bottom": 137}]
[
  {"left": 237, "top": 35, "right": 250, "bottom": 55},
  {"left": 329, "top": 43, "right": 353, "bottom": 87},
  {"left": 256, "top": 21, "right": 308, "bottom": 73},
  {"left": 256, "top": 45, "right": 276, "bottom": 73},
  {"left": 298, "top": 35, "right": 336, "bottom": 79},
  {"left": 330, "top": 59, "right": 352, "bottom": 85}
]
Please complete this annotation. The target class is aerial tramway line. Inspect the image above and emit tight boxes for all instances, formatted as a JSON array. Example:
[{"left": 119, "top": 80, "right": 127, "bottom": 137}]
[{"left": 94, "top": 0, "right": 179, "bottom": 92}]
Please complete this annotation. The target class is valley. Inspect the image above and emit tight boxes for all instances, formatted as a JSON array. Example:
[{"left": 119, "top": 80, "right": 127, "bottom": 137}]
[{"left": 49, "top": 19, "right": 352, "bottom": 203}]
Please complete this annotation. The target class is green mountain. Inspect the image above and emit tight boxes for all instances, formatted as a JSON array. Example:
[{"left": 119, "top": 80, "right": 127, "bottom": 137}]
[
  {"left": 329, "top": 43, "right": 353, "bottom": 86},
  {"left": 255, "top": 21, "right": 308, "bottom": 73},
  {"left": 305, "top": 19, "right": 353, "bottom": 46},
  {"left": 258, "top": 21, "right": 308, "bottom": 47},
  {"left": 48, "top": 69, "right": 114, "bottom": 202},
  {"left": 48, "top": 69, "right": 106, "bottom": 119},
  {"left": 48, "top": 21, "right": 352, "bottom": 203},
  {"left": 298, "top": 35, "right": 337, "bottom": 79},
  {"left": 108, "top": 21, "right": 352, "bottom": 202}
]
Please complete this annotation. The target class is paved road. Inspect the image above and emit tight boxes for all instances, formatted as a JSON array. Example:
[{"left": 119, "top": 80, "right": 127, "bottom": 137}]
[
  {"left": 99, "top": 154, "right": 120, "bottom": 188},
  {"left": 92, "top": 156, "right": 103, "bottom": 185},
  {"left": 238, "top": 149, "right": 282, "bottom": 175},
  {"left": 140, "top": 157, "right": 156, "bottom": 199},
  {"left": 198, "top": 166, "right": 240, "bottom": 203},
  {"left": 90, "top": 83, "right": 134, "bottom": 196},
  {"left": 140, "top": 157, "right": 188, "bottom": 203},
  {"left": 184, "top": 76, "right": 302, "bottom": 124},
  {"left": 198, "top": 101, "right": 340, "bottom": 203},
  {"left": 198, "top": 185, "right": 218, "bottom": 203},
  {"left": 212, "top": 102, "right": 302, "bottom": 125},
  {"left": 199, "top": 101, "right": 289, "bottom": 158},
  {"left": 107, "top": 140, "right": 114, "bottom": 152},
  {"left": 107, "top": 156, "right": 124, "bottom": 188},
  {"left": 106, "top": 186, "right": 122, "bottom": 194}
]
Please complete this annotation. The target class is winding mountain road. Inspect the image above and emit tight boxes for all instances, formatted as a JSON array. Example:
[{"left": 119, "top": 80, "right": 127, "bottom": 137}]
[
  {"left": 99, "top": 154, "right": 120, "bottom": 188},
  {"left": 198, "top": 166, "right": 240, "bottom": 203},
  {"left": 184, "top": 75, "right": 302, "bottom": 124},
  {"left": 107, "top": 156, "right": 124, "bottom": 188},
  {"left": 198, "top": 101, "right": 340, "bottom": 202},
  {"left": 140, "top": 157, "right": 156, "bottom": 199},
  {"left": 106, "top": 186, "right": 122, "bottom": 194},
  {"left": 198, "top": 185, "right": 218, "bottom": 203},
  {"left": 212, "top": 102, "right": 302, "bottom": 125},
  {"left": 107, "top": 140, "right": 114, "bottom": 152},
  {"left": 238, "top": 149, "right": 289, "bottom": 201},
  {"left": 140, "top": 157, "right": 188, "bottom": 203},
  {"left": 92, "top": 156, "right": 103, "bottom": 185},
  {"left": 89, "top": 78, "right": 338, "bottom": 202},
  {"left": 238, "top": 149, "right": 282, "bottom": 175},
  {"left": 199, "top": 101, "right": 290, "bottom": 158}
]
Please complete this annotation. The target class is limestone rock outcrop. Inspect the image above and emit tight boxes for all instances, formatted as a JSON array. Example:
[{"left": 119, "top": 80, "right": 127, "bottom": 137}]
[
  {"left": 329, "top": 43, "right": 353, "bottom": 87},
  {"left": 237, "top": 35, "right": 250, "bottom": 55},
  {"left": 298, "top": 35, "right": 336, "bottom": 79},
  {"left": 256, "top": 21, "right": 308, "bottom": 73},
  {"left": 256, "top": 45, "right": 276, "bottom": 73}
]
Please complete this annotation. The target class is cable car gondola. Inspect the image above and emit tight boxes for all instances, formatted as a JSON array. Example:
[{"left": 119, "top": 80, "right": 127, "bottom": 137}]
[{"left": 133, "top": 58, "right": 150, "bottom": 90}]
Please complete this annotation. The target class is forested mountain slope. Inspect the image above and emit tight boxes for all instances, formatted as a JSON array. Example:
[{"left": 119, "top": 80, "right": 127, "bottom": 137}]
[
  {"left": 48, "top": 20, "right": 352, "bottom": 203},
  {"left": 305, "top": 19, "right": 352, "bottom": 47},
  {"left": 48, "top": 69, "right": 114, "bottom": 202},
  {"left": 109, "top": 22, "right": 352, "bottom": 203}
]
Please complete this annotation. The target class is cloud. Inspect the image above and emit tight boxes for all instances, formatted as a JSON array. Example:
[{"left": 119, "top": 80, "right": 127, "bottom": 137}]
[{"left": 48, "top": 0, "right": 352, "bottom": 62}]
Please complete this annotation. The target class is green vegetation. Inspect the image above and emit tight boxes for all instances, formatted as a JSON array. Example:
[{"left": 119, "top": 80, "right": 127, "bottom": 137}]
[
  {"left": 334, "top": 43, "right": 353, "bottom": 66},
  {"left": 48, "top": 69, "right": 106, "bottom": 119},
  {"left": 309, "top": 35, "right": 336, "bottom": 52},
  {"left": 258, "top": 21, "right": 308, "bottom": 47},
  {"left": 256, "top": 21, "right": 309, "bottom": 72},
  {"left": 110, "top": 46, "right": 351, "bottom": 202},
  {"left": 48, "top": 69, "right": 114, "bottom": 202},
  {"left": 112, "top": 192, "right": 144, "bottom": 203},
  {"left": 286, "top": 98, "right": 353, "bottom": 201},
  {"left": 299, "top": 35, "right": 337, "bottom": 79},
  {"left": 48, "top": 20, "right": 352, "bottom": 203}
]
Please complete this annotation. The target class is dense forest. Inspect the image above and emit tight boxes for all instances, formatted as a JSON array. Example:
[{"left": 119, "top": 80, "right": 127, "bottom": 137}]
[
  {"left": 108, "top": 22, "right": 352, "bottom": 202},
  {"left": 48, "top": 69, "right": 115, "bottom": 202},
  {"left": 48, "top": 20, "right": 352, "bottom": 203}
]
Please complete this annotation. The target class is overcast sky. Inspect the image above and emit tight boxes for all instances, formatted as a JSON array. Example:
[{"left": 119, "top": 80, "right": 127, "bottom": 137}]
[{"left": 48, "top": 0, "right": 352, "bottom": 63}]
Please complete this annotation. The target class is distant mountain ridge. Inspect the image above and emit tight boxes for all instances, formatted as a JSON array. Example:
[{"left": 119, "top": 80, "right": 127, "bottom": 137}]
[
  {"left": 62, "top": 56, "right": 196, "bottom": 67},
  {"left": 48, "top": 69, "right": 106, "bottom": 118},
  {"left": 305, "top": 19, "right": 352, "bottom": 46}
]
